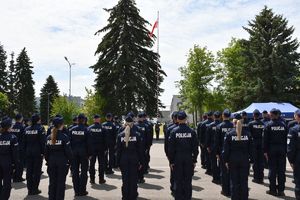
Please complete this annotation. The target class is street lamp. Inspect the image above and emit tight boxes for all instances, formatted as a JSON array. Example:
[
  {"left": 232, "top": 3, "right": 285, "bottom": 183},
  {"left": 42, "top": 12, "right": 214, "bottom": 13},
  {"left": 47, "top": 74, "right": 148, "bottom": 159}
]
[
  {"left": 47, "top": 92, "right": 52, "bottom": 126},
  {"left": 64, "top": 56, "right": 75, "bottom": 98}
]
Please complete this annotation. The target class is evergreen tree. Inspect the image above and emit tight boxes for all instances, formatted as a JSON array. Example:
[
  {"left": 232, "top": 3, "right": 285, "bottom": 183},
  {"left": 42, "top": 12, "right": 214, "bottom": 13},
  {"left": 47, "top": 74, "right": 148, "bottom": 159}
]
[
  {"left": 243, "top": 6, "right": 300, "bottom": 104},
  {"left": 0, "top": 43, "right": 8, "bottom": 94},
  {"left": 7, "top": 52, "right": 17, "bottom": 115},
  {"left": 15, "top": 48, "right": 36, "bottom": 117},
  {"left": 91, "top": 0, "right": 166, "bottom": 116},
  {"left": 40, "top": 75, "right": 60, "bottom": 125}
]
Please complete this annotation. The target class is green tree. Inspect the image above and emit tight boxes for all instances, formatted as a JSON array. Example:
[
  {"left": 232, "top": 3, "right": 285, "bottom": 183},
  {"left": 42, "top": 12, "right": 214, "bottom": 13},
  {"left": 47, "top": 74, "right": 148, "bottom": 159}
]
[
  {"left": 243, "top": 6, "right": 300, "bottom": 104},
  {"left": 15, "top": 48, "right": 36, "bottom": 117},
  {"left": 0, "top": 43, "right": 8, "bottom": 94},
  {"left": 91, "top": 0, "right": 166, "bottom": 116},
  {"left": 51, "top": 96, "right": 80, "bottom": 125},
  {"left": 7, "top": 52, "right": 17, "bottom": 116},
  {"left": 177, "top": 45, "right": 215, "bottom": 121},
  {"left": 81, "top": 88, "right": 106, "bottom": 124},
  {"left": 216, "top": 38, "right": 248, "bottom": 110},
  {"left": 0, "top": 92, "right": 9, "bottom": 117},
  {"left": 40, "top": 75, "right": 60, "bottom": 125}
]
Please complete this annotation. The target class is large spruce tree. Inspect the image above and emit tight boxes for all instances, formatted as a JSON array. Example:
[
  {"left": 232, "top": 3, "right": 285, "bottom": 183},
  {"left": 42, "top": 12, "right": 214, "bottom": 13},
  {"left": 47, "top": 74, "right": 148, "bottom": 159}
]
[
  {"left": 7, "top": 52, "right": 17, "bottom": 115},
  {"left": 15, "top": 48, "right": 36, "bottom": 117},
  {"left": 243, "top": 6, "right": 300, "bottom": 104},
  {"left": 91, "top": 0, "right": 165, "bottom": 116},
  {"left": 40, "top": 75, "right": 60, "bottom": 124},
  {"left": 0, "top": 43, "right": 8, "bottom": 94}
]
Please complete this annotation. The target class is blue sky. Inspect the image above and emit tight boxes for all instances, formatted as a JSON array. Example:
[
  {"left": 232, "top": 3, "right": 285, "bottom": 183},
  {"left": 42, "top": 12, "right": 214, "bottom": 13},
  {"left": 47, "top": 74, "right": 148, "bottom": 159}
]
[{"left": 1, "top": 0, "right": 300, "bottom": 108}]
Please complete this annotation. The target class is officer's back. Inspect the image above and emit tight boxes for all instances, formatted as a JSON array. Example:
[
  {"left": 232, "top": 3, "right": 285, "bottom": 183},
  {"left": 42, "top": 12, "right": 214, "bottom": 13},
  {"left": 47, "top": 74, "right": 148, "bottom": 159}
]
[
  {"left": 88, "top": 121, "right": 106, "bottom": 152},
  {"left": 69, "top": 115, "right": 89, "bottom": 156},
  {"left": 264, "top": 114, "right": 287, "bottom": 150}
]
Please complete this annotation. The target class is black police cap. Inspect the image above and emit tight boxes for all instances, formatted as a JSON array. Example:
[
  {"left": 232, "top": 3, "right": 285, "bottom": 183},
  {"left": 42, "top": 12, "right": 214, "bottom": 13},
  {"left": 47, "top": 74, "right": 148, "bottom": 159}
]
[
  {"left": 52, "top": 117, "right": 64, "bottom": 127},
  {"left": 106, "top": 113, "right": 113, "bottom": 118},
  {"left": 270, "top": 108, "right": 279, "bottom": 114},
  {"left": 234, "top": 114, "right": 242, "bottom": 120},
  {"left": 137, "top": 113, "right": 144, "bottom": 118},
  {"left": 253, "top": 109, "right": 260, "bottom": 115},
  {"left": 241, "top": 111, "right": 247, "bottom": 116},
  {"left": 223, "top": 109, "right": 231, "bottom": 117},
  {"left": 1, "top": 117, "right": 12, "bottom": 128},
  {"left": 177, "top": 111, "right": 187, "bottom": 120},
  {"left": 78, "top": 113, "right": 86, "bottom": 120},
  {"left": 207, "top": 111, "right": 213, "bottom": 117},
  {"left": 214, "top": 111, "right": 221, "bottom": 117},
  {"left": 15, "top": 114, "right": 23, "bottom": 120},
  {"left": 262, "top": 110, "right": 268, "bottom": 114},
  {"left": 94, "top": 114, "right": 100, "bottom": 119},
  {"left": 125, "top": 113, "right": 134, "bottom": 122},
  {"left": 31, "top": 113, "right": 40, "bottom": 123}
]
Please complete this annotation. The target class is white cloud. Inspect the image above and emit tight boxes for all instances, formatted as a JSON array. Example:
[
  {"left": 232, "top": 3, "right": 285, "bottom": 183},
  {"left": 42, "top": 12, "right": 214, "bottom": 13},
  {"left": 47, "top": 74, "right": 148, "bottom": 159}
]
[{"left": 0, "top": 0, "right": 300, "bottom": 108}]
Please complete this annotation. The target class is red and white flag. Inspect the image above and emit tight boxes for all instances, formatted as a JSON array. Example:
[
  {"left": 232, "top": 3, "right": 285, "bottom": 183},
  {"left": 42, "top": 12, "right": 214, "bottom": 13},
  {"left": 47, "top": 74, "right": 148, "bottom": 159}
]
[{"left": 149, "top": 20, "right": 158, "bottom": 37}]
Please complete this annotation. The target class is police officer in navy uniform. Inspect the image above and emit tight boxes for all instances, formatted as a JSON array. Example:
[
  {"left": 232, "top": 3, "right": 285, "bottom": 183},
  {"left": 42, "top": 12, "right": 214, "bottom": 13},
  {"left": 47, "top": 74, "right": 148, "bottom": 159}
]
[
  {"left": 264, "top": 108, "right": 287, "bottom": 196},
  {"left": 215, "top": 109, "right": 233, "bottom": 197},
  {"left": 143, "top": 113, "right": 154, "bottom": 172},
  {"left": 69, "top": 113, "right": 90, "bottom": 196},
  {"left": 0, "top": 117, "right": 18, "bottom": 200},
  {"left": 24, "top": 113, "right": 46, "bottom": 195},
  {"left": 223, "top": 115, "right": 252, "bottom": 200},
  {"left": 114, "top": 116, "right": 121, "bottom": 133},
  {"left": 45, "top": 116, "right": 73, "bottom": 200},
  {"left": 168, "top": 111, "right": 199, "bottom": 200},
  {"left": 88, "top": 114, "right": 107, "bottom": 184},
  {"left": 261, "top": 110, "right": 270, "bottom": 125},
  {"left": 241, "top": 111, "right": 250, "bottom": 131},
  {"left": 68, "top": 116, "right": 78, "bottom": 132},
  {"left": 248, "top": 109, "right": 265, "bottom": 184},
  {"left": 287, "top": 109, "right": 300, "bottom": 200},
  {"left": 102, "top": 113, "right": 117, "bottom": 174},
  {"left": 164, "top": 111, "right": 178, "bottom": 195},
  {"left": 135, "top": 113, "right": 148, "bottom": 184},
  {"left": 197, "top": 113, "right": 207, "bottom": 169},
  {"left": 199, "top": 112, "right": 213, "bottom": 174},
  {"left": 116, "top": 114, "right": 144, "bottom": 200},
  {"left": 11, "top": 114, "right": 25, "bottom": 182},
  {"left": 206, "top": 111, "right": 222, "bottom": 184}
]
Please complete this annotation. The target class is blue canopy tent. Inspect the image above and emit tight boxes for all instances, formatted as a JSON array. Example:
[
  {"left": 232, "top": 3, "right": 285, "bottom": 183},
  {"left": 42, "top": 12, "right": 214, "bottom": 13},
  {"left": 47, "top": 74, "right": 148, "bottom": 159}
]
[{"left": 233, "top": 102, "right": 299, "bottom": 119}]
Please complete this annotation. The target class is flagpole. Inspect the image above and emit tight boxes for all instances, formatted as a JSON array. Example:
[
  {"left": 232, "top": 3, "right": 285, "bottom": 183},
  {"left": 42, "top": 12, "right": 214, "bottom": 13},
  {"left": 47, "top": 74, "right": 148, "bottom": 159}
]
[{"left": 156, "top": 10, "right": 160, "bottom": 119}]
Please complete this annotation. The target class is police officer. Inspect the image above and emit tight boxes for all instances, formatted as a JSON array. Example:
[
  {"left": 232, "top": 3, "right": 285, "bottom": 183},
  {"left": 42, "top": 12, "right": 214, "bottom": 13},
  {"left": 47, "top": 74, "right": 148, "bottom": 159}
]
[
  {"left": 199, "top": 112, "right": 213, "bottom": 174},
  {"left": 223, "top": 116, "right": 252, "bottom": 200},
  {"left": 102, "top": 113, "right": 117, "bottom": 174},
  {"left": 0, "top": 117, "right": 18, "bottom": 200},
  {"left": 11, "top": 114, "right": 25, "bottom": 182},
  {"left": 287, "top": 109, "right": 300, "bottom": 199},
  {"left": 24, "top": 114, "right": 46, "bottom": 195},
  {"left": 135, "top": 113, "right": 148, "bottom": 184},
  {"left": 261, "top": 110, "right": 270, "bottom": 125},
  {"left": 197, "top": 113, "right": 207, "bottom": 169},
  {"left": 155, "top": 122, "right": 160, "bottom": 140},
  {"left": 164, "top": 111, "right": 178, "bottom": 195},
  {"left": 241, "top": 111, "right": 250, "bottom": 131},
  {"left": 206, "top": 111, "right": 222, "bottom": 184},
  {"left": 168, "top": 111, "right": 199, "bottom": 200},
  {"left": 215, "top": 109, "right": 233, "bottom": 196},
  {"left": 114, "top": 116, "right": 121, "bottom": 133},
  {"left": 143, "top": 113, "right": 154, "bottom": 172},
  {"left": 69, "top": 113, "right": 89, "bottom": 196},
  {"left": 88, "top": 114, "right": 107, "bottom": 184},
  {"left": 68, "top": 116, "right": 78, "bottom": 132},
  {"left": 45, "top": 116, "right": 73, "bottom": 200},
  {"left": 264, "top": 108, "right": 287, "bottom": 196},
  {"left": 116, "top": 114, "right": 144, "bottom": 200},
  {"left": 248, "top": 109, "right": 265, "bottom": 184}
]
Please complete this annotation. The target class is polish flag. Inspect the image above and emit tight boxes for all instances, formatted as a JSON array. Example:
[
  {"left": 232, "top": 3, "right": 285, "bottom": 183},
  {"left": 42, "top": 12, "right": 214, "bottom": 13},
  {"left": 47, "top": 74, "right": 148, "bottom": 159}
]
[{"left": 149, "top": 20, "right": 158, "bottom": 37}]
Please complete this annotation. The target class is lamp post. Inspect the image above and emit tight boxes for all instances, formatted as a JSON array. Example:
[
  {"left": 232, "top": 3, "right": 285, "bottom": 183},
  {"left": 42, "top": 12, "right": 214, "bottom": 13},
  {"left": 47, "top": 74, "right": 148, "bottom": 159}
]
[
  {"left": 47, "top": 92, "right": 52, "bottom": 126},
  {"left": 64, "top": 56, "right": 75, "bottom": 98}
]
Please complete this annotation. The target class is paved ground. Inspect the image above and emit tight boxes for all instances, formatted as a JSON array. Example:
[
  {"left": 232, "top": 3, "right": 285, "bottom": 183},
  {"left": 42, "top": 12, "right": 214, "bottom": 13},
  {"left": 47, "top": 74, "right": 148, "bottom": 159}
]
[{"left": 11, "top": 140, "right": 296, "bottom": 200}]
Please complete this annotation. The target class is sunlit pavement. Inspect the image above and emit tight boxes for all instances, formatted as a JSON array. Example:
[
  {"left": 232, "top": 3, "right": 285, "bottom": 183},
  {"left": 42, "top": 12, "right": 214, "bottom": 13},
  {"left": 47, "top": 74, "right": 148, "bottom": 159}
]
[{"left": 11, "top": 140, "right": 296, "bottom": 200}]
